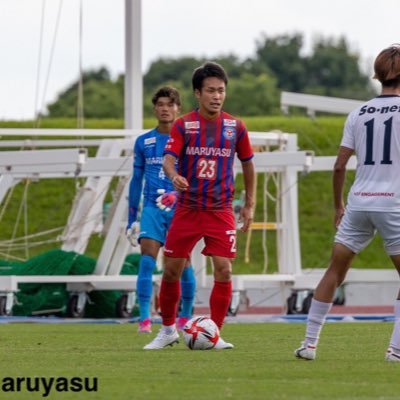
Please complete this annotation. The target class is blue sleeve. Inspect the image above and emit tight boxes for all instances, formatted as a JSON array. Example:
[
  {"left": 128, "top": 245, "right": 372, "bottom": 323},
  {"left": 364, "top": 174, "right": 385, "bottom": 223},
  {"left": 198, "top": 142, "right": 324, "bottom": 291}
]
[{"left": 127, "top": 139, "right": 145, "bottom": 226}]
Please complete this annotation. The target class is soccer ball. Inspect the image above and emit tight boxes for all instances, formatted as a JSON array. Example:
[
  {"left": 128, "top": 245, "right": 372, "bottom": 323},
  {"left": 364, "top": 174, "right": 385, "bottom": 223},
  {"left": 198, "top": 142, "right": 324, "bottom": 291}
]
[{"left": 182, "top": 316, "right": 220, "bottom": 350}]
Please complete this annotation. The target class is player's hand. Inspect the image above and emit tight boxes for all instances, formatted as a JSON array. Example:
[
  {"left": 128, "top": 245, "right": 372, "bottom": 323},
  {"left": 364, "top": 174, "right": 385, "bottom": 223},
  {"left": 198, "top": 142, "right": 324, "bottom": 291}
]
[
  {"left": 238, "top": 205, "right": 254, "bottom": 232},
  {"left": 156, "top": 189, "right": 178, "bottom": 212},
  {"left": 126, "top": 221, "right": 140, "bottom": 247},
  {"left": 171, "top": 175, "right": 189, "bottom": 192},
  {"left": 334, "top": 207, "right": 345, "bottom": 229}
]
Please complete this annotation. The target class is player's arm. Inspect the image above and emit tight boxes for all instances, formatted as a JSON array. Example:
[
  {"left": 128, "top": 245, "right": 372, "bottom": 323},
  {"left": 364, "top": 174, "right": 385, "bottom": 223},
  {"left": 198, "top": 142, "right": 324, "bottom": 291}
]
[
  {"left": 128, "top": 139, "right": 145, "bottom": 225},
  {"left": 128, "top": 165, "right": 144, "bottom": 225},
  {"left": 239, "top": 159, "right": 256, "bottom": 232},
  {"left": 163, "top": 119, "right": 189, "bottom": 192},
  {"left": 126, "top": 165, "right": 144, "bottom": 246},
  {"left": 126, "top": 140, "right": 145, "bottom": 246},
  {"left": 163, "top": 154, "right": 188, "bottom": 191},
  {"left": 332, "top": 146, "right": 353, "bottom": 228},
  {"left": 236, "top": 122, "right": 255, "bottom": 232}
]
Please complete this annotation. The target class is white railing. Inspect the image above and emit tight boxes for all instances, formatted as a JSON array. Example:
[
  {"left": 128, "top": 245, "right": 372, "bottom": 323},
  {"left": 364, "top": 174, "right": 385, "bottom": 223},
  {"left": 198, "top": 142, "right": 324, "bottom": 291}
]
[{"left": 281, "top": 91, "right": 364, "bottom": 117}]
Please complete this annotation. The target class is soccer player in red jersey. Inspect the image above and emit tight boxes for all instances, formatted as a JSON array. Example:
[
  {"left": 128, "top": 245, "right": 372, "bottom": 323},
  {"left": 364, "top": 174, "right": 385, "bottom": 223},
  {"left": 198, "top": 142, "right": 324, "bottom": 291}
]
[{"left": 144, "top": 62, "right": 255, "bottom": 350}]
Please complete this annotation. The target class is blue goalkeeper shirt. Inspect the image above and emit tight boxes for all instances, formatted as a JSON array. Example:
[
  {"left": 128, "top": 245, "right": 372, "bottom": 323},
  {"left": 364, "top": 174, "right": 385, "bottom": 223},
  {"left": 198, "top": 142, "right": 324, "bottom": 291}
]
[{"left": 128, "top": 128, "right": 174, "bottom": 225}]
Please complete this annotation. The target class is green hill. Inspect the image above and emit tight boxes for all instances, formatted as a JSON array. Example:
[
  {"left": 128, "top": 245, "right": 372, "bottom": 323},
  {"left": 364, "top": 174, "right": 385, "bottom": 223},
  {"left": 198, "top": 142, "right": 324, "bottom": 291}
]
[{"left": 0, "top": 117, "right": 392, "bottom": 273}]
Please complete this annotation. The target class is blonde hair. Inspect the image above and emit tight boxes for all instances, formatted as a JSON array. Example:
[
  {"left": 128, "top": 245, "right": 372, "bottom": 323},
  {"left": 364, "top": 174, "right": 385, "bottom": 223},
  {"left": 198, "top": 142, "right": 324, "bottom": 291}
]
[{"left": 373, "top": 44, "right": 400, "bottom": 86}]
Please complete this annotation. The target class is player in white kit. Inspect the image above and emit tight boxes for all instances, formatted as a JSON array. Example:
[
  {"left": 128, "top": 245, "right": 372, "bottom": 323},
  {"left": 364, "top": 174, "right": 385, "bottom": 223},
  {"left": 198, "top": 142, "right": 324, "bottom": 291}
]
[{"left": 295, "top": 44, "right": 400, "bottom": 362}]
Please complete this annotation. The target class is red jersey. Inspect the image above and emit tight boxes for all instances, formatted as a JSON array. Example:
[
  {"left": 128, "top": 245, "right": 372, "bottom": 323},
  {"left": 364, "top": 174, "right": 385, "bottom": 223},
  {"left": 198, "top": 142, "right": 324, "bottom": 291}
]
[{"left": 164, "top": 109, "right": 254, "bottom": 210}]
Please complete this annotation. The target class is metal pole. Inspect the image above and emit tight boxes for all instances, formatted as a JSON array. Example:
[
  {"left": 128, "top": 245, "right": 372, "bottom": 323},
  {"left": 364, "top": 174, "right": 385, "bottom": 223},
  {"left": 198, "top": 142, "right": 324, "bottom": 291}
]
[{"left": 124, "top": 0, "right": 143, "bottom": 129}]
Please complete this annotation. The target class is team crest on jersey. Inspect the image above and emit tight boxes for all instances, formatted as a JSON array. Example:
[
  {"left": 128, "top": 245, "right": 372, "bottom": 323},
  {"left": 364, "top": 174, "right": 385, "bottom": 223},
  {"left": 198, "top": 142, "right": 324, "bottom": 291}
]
[
  {"left": 144, "top": 137, "right": 156, "bottom": 145},
  {"left": 223, "top": 126, "right": 236, "bottom": 140},
  {"left": 185, "top": 121, "right": 200, "bottom": 129},
  {"left": 223, "top": 119, "right": 237, "bottom": 127}
]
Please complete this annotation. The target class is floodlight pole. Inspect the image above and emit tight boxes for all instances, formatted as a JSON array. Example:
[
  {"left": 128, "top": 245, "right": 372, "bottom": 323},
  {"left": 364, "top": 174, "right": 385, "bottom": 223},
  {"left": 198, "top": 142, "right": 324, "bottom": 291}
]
[{"left": 125, "top": 0, "right": 143, "bottom": 129}]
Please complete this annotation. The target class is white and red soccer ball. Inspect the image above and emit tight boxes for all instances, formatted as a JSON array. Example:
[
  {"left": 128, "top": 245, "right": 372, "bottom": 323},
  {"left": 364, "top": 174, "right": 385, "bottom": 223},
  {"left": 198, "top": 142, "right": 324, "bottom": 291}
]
[{"left": 182, "top": 316, "right": 220, "bottom": 350}]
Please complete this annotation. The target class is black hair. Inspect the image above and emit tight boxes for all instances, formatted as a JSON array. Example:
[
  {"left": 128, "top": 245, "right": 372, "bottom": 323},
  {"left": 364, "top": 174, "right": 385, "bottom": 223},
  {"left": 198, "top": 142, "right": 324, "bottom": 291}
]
[
  {"left": 192, "top": 62, "right": 228, "bottom": 91},
  {"left": 151, "top": 86, "right": 181, "bottom": 107}
]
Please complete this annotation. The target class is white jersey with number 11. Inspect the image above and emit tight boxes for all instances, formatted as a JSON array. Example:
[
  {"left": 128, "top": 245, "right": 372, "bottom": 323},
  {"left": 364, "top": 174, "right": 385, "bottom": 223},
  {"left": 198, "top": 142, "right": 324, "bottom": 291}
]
[{"left": 342, "top": 95, "right": 400, "bottom": 211}]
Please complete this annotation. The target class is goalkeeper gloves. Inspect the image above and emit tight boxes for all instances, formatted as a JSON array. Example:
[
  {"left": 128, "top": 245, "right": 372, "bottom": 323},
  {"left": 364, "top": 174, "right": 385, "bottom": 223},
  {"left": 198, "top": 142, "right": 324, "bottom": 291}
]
[
  {"left": 156, "top": 189, "right": 178, "bottom": 212},
  {"left": 126, "top": 221, "right": 140, "bottom": 247}
]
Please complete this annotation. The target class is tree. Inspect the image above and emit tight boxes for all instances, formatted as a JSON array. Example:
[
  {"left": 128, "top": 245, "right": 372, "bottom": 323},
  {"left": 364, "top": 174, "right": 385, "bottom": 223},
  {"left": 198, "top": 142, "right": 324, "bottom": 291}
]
[
  {"left": 46, "top": 34, "right": 376, "bottom": 119},
  {"left": 144, "top": 57, "right": 202, "bottom": 91},
  {"left": 212, "top": 54, "right": 247, "bottom": 79},
  {"left": 46, "top": 67, "right": 123, "bottom": 119},
  {"left": 254, "top": 33, "right": 307, "bottom": 92},
  {"left": 253, "top": 33, "right": 375, "bottom": 100},
  {"left": 305, "top": 36, "right": 375, "bottom": 99},
  {"left": 144, "top": 54, "right": 246, "bottom": 90},
  {"left": 142, "top": 54, "right": 268, "bottom": 116},
  {"left": 224, "top": 73, "right": 279, "bottom": 116}
]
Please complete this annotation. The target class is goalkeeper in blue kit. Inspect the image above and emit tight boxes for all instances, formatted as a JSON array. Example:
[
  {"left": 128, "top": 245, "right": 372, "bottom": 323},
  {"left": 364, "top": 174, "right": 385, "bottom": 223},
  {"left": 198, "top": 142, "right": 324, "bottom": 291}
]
[{"left": 126, "top": 87, "right": 196, "bottom": 333}]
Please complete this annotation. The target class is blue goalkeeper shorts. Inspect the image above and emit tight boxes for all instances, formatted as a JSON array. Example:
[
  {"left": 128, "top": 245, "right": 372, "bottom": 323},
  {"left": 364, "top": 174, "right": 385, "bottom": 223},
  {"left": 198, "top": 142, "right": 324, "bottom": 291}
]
[{"left": 138, "top": 206, "right": 174, "bottom": 246}]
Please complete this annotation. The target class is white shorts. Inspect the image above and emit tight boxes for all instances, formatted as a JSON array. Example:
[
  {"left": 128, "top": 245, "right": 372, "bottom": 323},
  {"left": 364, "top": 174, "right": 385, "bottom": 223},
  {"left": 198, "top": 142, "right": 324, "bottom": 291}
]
[{"left": 334, "top": 209, "right": 400, "bottom": 255}]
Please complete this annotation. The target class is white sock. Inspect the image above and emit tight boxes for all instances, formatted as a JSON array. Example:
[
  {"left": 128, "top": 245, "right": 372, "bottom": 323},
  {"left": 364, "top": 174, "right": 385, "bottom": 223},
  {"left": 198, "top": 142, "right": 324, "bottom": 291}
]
[
  {"left": 161, "top": 324, "right": 176, "bottom": 334},
  {"left": 389, "top": 300, "right": 400, "bottom": 353},
  {"left": 305, "top": 298, "right": 332, "bottom": 346}
]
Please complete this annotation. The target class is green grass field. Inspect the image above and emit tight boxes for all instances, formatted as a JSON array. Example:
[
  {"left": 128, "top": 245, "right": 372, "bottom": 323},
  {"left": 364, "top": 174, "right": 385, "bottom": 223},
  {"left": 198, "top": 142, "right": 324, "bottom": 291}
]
[{"left": 0, "top": 322, "right": 399, "bottom": 399}]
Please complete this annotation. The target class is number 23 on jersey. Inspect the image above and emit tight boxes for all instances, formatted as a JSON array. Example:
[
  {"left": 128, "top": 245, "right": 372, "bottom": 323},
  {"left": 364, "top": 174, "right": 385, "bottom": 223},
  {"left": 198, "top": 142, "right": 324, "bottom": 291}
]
[{"left": 196, "top": 158, "right": 217, "bottom": 180}]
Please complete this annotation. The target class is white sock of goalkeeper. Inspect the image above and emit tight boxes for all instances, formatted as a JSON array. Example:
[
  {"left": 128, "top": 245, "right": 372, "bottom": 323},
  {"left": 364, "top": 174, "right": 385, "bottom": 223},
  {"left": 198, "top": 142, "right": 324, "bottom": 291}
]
[
  {"left": 389, "top": 299, "right": 400, "bottom": 354},
  {"left": 304, "top": 298, "right": 332, "bottom": 346}
]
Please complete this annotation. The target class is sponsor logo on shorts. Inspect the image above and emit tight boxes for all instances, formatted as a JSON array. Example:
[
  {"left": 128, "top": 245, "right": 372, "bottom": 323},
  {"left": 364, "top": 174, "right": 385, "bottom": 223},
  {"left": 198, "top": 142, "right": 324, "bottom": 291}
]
[
  {"left": 164, "top": 248, "right": 173, "bottom": 253},
  {"left": 226, "top": 230, "right": 236, "bottom": 235}
]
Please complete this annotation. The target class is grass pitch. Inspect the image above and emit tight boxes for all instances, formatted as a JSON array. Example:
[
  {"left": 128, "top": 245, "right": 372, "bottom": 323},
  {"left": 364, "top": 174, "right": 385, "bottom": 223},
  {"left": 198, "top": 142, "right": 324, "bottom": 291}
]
[{"left": 0, "top": 322, "right": 399, "bottom": 399}]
